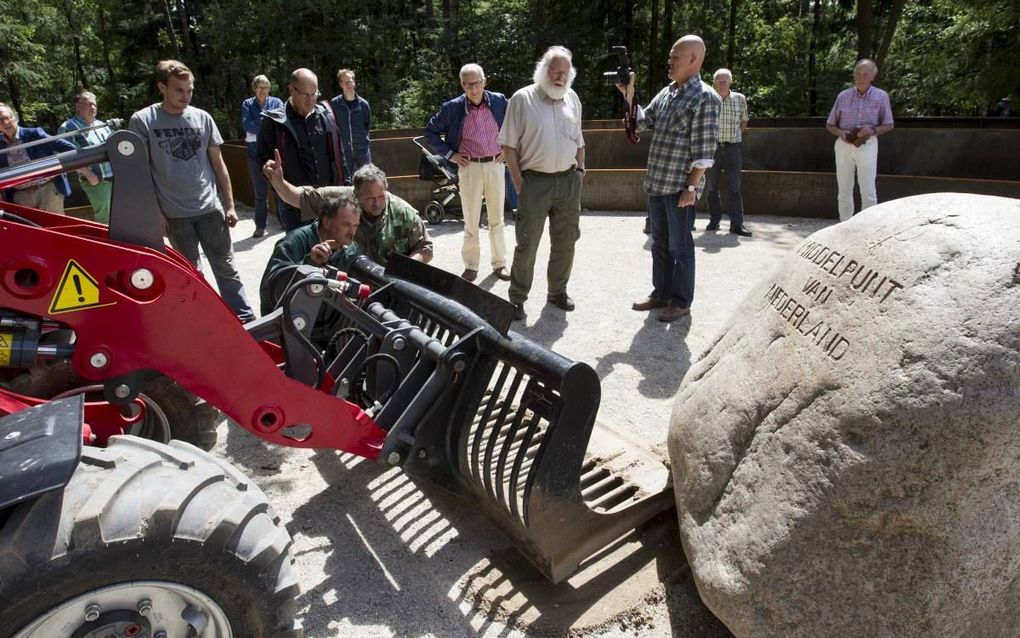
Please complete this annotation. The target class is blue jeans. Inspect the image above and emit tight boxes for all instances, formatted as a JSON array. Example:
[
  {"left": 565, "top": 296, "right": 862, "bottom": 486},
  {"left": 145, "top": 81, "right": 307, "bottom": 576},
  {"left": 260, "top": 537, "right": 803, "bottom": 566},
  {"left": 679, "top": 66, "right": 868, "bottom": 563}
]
[
  {"left": 246, "top": 142, "right": 270, "bottom": 230},
  {"left": 166, "top": 211, "right": 256, "bottom": 322},
  {"left": 706, "top": 142, "right": 744, "bottom": 228},
  {"left": 277, "top": 202, "right": 303, "bottom": 233},
  {"left": 648, "top": 193, "right": 695, "bottom": 309}
]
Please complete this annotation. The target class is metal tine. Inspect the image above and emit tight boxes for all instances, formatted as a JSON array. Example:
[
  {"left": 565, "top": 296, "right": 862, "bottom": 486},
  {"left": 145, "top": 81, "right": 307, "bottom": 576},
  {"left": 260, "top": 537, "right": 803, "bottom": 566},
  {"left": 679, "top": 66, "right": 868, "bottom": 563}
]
[
  {"left": 587, "top": 485, "right": 641, "bottom": 511},
  {"left": 580, "top": 473, "right": 623, "bottom": 500},
  {"left": 486, "top": 396, "right": 530, "bottom": 509},
  {"left": 479, "top": 367, "right": 526, "bottom": 496},
  {"left": 495, "top": 405, "right": 535, "bottom": 512},
  {"left": 506, "top": 411, "right": 546, "bottom": 523},
  {"left": 470, "top": 364, "right": 512, "bottom": 478}
]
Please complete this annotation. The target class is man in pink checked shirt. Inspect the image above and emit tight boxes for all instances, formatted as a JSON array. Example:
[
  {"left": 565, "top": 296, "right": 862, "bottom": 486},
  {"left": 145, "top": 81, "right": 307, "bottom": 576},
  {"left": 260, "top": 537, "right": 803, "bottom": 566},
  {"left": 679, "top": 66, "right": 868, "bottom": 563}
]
[
  {"left": 825, "top": 59, "right": 894, "bottom": 222},
  {"left": 425, "top": 63, "right": 511, "bottom": 283}
]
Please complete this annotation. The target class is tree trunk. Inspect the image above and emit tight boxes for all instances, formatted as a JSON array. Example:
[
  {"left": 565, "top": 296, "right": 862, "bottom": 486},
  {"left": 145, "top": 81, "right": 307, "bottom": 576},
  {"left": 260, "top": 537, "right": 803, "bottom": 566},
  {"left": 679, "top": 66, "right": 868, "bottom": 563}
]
[
  {"left": 533, "top": 0, "right": 545, "bottom": 58},
  {"left": 424, "top": 0, "right": 433, "bottom": 24},
  {"left": 663, "top": 0, "right": 674, "bottom": 53},
  {"left": 624, "top": 0, "right": 634, "bottom": 53},
  {"left": 648, "top": 0, "right": 658, "bottom": 97},
  {"left": 727, "top": 0, "right": 738, "bottom": 70},
  {"left": 857, "top": 0, "right": 873, "bottom": 61},
  {"left": 808, "top": 0, "right": 821, "bottom": 115},
  {"left": 875, "top": 0, "right": 906, "bottom": 71},
  {"left": 174, "top": 0, "right": 193, "bottom": 60},
  {"left": 159, "top": 0, "right": 182, "bottom": 58}
]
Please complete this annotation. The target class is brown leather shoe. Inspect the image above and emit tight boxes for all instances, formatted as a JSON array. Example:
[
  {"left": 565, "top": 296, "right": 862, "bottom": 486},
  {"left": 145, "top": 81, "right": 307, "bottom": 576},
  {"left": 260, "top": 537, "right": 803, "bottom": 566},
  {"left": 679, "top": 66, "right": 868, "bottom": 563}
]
[
  {"left": 632, "top": 297, "right": 666, "bottom": 311},
  {"left": 657, "top": 305, "right": 691, "bottom": 322},
  {"left": 461, "top": 269, "right": 478, "bottom": 282},
  {"left": 493, "top": 267, "right": 511, "bottom": 281}
]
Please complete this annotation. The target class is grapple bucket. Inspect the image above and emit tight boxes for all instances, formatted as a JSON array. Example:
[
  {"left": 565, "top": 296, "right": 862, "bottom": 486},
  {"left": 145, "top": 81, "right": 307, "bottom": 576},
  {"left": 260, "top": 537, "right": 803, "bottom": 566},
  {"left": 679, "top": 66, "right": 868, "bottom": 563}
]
[{"left": 347, "top": 255, "right": 673, "bottom": 583}]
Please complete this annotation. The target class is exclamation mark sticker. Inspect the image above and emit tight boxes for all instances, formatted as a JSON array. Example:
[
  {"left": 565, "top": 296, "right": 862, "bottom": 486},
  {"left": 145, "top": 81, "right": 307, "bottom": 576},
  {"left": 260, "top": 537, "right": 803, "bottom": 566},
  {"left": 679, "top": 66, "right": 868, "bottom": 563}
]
[{"left": 73, "top": 274, "right": 85, "bottom": 303}]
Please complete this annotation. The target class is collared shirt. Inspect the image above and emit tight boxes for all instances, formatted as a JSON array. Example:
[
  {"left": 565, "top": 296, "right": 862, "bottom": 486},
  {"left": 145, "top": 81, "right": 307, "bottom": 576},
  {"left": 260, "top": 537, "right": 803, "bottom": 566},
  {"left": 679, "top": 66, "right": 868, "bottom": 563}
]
[
  {"left": 717, "top": 91, "right": 748, "bottom": 143},
  {"left": 6, "top": 129, "right": 52, "bottom": 190},
  {"left": 241, "top": 95, "right": 284, "bottom": 142},
  {"left": 499, "top": 84, "right": 584, "bottom": 173},
  {"left": 640, "top": 74, "right": 721, "bottom": 196},
  {"left": 298, "top": 186, "right": 433, "bottom": 265},
  {"left": 459, "top": 97, "right": 502, "bottom": 157},
  {"left": 58, "top": 115, "right": 114, "bottom": 179},
  {"left": 826, "top": 85, "right": 894, "bottom": 131}
]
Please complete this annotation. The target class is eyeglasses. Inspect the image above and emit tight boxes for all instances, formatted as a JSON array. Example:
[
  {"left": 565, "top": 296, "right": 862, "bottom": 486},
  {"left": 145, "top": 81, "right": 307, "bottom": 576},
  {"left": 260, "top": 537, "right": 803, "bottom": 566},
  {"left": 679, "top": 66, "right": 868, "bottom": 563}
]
[{"left": 0, "top": 114, "right": 14, "bottom": 123}]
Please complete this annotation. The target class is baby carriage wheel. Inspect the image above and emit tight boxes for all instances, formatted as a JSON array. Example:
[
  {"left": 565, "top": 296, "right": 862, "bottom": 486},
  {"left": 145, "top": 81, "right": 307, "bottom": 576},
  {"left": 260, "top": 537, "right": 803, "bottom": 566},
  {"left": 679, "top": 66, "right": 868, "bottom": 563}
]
[{"left": 424, "top": 201, "right": 445, "bottom": 225}]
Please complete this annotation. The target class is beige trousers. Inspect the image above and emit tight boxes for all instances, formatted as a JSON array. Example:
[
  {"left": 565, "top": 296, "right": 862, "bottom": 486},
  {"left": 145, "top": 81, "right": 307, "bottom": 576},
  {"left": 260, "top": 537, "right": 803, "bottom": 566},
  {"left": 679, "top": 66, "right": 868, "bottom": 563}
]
[
  {"left": 13, "top": 180, "right": 65, "bottom": 214},
  {"left": 459, "top": 160, "right": 507, "bottom": 270}
]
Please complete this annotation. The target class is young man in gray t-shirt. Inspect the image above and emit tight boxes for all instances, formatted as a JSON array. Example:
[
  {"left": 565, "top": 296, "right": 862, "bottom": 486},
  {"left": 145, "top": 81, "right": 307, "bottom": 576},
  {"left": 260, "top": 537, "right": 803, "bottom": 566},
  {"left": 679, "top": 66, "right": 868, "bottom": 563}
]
[{"left": 130, "top": 59, "right": 254, "bottom": 322}]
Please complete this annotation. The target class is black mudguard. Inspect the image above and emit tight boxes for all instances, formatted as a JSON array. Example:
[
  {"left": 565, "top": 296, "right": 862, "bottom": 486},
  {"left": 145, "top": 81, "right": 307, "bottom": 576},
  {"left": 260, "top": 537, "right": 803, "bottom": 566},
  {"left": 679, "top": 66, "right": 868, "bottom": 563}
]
[{"left": 0, "top": 396, "right": 83, "bottom": 510}]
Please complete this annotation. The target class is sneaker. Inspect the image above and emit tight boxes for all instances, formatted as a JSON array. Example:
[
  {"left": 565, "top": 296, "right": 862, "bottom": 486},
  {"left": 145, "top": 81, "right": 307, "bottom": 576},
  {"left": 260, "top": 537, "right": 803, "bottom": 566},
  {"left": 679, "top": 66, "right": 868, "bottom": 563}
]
[
  {"left": 730, "top": 227, "right": 753, "bottom": 237},
  {"left": 632, "top": 297, "right": 666, "bottom": 311},
  {"left": 657, "top": 305, "right": 691, "bottom": 322},
  {"left": 511, "top": 302, "right": 526, "bottom": 322}
]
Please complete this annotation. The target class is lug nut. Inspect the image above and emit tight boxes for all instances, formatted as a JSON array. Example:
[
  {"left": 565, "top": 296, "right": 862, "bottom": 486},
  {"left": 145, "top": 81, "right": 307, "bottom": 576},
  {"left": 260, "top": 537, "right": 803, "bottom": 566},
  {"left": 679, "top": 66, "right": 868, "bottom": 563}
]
[
  {"left": 84, "top": 603, "right": 101, "bottom": 622},
  {"left": 137, "top": 598, "right": 152, "bottom": 616},
  {"left": 89, "top": 352, "right": 108, "bottom": 369}
]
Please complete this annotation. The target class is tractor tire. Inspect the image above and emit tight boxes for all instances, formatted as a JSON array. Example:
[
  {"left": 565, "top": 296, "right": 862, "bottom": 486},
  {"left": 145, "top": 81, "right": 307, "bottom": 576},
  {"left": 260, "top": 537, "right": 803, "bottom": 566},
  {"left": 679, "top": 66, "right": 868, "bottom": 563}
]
[
  {"left": 424, "top": 201, "right": 445, "bottom": 225},
  {"left": 4, "top": 361, "right": 220, "bottom": 451},
  {"left": 0, "top": 436, "right": 301, "bottom": 638}
]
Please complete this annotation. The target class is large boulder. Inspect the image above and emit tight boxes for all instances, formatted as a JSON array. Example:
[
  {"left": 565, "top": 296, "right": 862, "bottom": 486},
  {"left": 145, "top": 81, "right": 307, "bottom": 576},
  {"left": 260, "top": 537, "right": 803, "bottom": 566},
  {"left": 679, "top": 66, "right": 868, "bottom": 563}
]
[{"left": 668, "top": 193, "right": 1020, "bottom": 637}]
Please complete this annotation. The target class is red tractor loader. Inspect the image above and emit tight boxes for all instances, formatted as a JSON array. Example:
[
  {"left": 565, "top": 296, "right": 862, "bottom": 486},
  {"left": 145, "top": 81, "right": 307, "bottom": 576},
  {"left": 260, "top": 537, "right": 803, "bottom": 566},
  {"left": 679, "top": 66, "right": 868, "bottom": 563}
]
[{"left": 0, "top": 132, "right": 672, "bottom": 637}]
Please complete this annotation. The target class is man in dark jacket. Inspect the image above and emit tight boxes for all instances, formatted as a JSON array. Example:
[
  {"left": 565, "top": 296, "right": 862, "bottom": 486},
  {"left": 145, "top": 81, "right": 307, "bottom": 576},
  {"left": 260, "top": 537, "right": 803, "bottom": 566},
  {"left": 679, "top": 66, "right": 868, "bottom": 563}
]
[
  {"left": 259, "top": 191, "right": 361, "bottom": 351},
  {"left": 329, "top": 69, "right": 372, "bottom": 180},
  {"left": 424, "top": 64, "right": 510, "bottom": 283},
  {"left": 256, "top": 68, "right": 345, "bottom": 232},
  {"left": 0, "top": 102, "right": 81, "bottom": 213}
]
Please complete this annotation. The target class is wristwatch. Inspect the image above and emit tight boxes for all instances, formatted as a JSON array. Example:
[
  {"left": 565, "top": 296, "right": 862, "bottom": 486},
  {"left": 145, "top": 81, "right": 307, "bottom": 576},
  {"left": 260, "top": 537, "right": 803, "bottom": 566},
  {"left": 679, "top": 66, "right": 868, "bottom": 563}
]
[{"left": 684, "top": 184, "right": 697, "bottom": 193}]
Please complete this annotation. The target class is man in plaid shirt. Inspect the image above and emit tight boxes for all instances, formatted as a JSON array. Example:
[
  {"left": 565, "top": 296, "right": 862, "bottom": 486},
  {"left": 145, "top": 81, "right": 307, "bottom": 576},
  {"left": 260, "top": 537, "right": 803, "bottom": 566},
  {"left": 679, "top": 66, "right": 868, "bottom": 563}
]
[{"left": 619, "top": 35, "right": 721, "bottom": 322}]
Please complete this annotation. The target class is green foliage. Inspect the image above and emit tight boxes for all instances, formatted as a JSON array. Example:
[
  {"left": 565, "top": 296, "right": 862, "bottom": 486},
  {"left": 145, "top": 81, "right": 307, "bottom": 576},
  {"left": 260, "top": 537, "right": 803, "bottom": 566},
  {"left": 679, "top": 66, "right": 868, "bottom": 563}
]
[{"left": 1, "top": 0, "right": 1015, "bottom": 135}]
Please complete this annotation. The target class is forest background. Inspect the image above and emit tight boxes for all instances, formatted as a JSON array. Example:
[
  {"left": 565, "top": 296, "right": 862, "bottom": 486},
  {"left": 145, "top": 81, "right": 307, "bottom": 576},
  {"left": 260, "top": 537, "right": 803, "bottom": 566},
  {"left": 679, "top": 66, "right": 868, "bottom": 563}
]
[{"left": 1, "top": 0, "right": 1017, "bottom": 138}]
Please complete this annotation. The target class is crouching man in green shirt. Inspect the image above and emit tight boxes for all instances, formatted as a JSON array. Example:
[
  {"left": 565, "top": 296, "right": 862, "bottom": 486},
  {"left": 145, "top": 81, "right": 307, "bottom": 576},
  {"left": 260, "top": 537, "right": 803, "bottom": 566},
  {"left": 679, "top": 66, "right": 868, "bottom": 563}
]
[{"left": 263, "top": 149, "right": 433, "bottom": 267}]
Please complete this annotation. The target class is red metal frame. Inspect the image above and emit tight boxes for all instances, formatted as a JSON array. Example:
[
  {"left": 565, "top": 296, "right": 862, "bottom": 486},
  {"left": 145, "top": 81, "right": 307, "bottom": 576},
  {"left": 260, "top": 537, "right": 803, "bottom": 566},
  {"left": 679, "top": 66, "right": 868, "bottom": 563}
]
[{"left": 0, "top": 203, "right": 385, "bottom": 460}]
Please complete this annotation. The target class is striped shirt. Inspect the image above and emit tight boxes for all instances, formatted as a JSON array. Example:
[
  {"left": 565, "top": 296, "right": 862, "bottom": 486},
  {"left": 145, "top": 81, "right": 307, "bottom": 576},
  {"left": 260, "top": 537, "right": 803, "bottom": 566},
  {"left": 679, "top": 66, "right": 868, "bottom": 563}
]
[
  {"left": 826, "top": 85, "right": 893, "bottom": 131},
  {"left": 640, "top": 74, "right": 721, "bottom": 196},
  {"left": 459, "top": 98, "right": 502, "bottom": 157},
  {"left": 717, "top": 91, "right": 748, "bottom": 143}
]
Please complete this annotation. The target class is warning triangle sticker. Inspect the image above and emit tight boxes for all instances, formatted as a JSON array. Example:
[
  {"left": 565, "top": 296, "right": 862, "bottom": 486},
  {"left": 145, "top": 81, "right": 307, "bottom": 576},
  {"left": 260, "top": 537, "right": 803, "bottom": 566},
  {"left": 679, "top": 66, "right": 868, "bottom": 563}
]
[{"left": 48, "top": 260, "right": 116, "bottom": 315}]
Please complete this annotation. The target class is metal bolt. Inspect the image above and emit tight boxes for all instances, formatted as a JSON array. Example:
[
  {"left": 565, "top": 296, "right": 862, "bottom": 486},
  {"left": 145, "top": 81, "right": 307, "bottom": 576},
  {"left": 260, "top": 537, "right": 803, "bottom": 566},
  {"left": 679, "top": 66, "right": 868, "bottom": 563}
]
[
  {"left": 452, "top": 359, "right": 466, "bottom": 373},
  {"left": 89, "top": 352, "right": 108, "bottom": 369},
  {"left": 113, "top": 384, "right": 131, "bottom": 399},
  {"left": 386, "top": 451, "right": 401, "bottom": 466},
  {"left": 392, "top": 337, "right": 405, "bottom": 351},
  {"left": 117, "top": 140, "right": 135, "bottom": 156},
  {"left": 130, "top": 268, "right": 154, "bottom": 290},
  {"left": 137, "top": 599, "right": 152, "bottom": 616},
  {"left": 84, "top": 603, "right": 101, "bottom": 622},
  {"left": 417, "top": 448, "right": 427, "bottom": 459},
  {"left": 292, "top": 316, "right": 306, "bottom": 331},
  {"left": 308, "top": 283, "right": 324, "bottom": 295}
]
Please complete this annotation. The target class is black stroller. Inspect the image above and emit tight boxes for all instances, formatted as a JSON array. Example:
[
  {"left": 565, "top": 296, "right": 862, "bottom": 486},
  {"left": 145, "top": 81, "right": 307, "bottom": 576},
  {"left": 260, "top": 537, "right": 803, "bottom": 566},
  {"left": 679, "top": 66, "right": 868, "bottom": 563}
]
[{"left": 412, "top": 136, "right": 488, "bottom": 225}]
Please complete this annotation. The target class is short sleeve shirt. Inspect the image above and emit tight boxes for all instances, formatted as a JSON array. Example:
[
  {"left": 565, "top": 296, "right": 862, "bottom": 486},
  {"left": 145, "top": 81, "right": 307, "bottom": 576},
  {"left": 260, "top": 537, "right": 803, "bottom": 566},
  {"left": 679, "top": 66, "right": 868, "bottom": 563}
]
[{"left": 498, "top": 84, "right": 584, "bottom": 173}]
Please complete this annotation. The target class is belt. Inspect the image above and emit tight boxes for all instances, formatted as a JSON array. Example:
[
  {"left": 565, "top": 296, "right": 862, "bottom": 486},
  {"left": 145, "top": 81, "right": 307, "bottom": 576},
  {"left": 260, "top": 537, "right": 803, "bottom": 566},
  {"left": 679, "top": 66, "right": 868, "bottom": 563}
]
[
  {"left": 523, "top": 167, "right": 576, "bottom": 177},
  {"left": 81, "top": 175, "right": 113, "bottom": 184},
  {"left": 469, "top": 155, "right": 498, "bottom": 163},
  {"left": 718, "top": 141, "right": 740, "bottom": 145}
]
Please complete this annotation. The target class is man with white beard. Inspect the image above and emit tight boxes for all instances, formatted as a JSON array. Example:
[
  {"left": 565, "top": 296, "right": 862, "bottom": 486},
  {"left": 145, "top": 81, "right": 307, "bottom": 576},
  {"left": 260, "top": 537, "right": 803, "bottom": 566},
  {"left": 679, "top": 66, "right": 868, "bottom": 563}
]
[{"left": 500, "top": 46, "right": 586, "bottom": 322}]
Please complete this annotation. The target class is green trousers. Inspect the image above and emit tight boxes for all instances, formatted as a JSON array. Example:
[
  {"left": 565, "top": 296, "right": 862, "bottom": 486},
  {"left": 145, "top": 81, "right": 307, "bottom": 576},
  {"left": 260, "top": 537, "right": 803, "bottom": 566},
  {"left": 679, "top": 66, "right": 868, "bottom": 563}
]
[
  {"left": 82, "top": 180, "right": 113, "bottom": 223},
  {"left": 508, "top": 169, "right": 582, "bottom": 303}
]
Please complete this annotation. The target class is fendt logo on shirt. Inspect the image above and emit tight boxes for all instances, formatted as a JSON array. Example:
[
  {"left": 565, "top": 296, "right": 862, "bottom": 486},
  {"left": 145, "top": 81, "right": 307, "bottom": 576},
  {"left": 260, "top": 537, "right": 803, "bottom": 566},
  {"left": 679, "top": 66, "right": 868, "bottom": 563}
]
[{"left": 154, "top": 127, "right": 202, "bottom": 160}]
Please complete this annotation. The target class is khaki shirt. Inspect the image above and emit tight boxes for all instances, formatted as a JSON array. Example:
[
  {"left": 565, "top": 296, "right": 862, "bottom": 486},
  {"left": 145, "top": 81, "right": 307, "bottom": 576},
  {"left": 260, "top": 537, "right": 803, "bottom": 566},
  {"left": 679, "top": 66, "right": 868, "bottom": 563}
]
[{"left": 499, "top": 84, "right": 584, "bottom": 173}]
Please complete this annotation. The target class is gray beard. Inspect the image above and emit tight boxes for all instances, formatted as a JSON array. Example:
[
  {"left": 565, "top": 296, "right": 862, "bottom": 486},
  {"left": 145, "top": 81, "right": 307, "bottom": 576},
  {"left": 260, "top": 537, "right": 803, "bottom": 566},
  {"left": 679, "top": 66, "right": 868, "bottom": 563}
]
[{"left": 541, "top": 81, "right": 569, "bottom": 100}]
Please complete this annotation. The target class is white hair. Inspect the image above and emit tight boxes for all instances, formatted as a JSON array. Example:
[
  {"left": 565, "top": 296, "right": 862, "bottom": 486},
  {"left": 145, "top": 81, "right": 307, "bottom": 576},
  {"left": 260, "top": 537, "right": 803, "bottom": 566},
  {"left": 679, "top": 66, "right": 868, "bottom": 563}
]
[
  {"left": 459, "top": 63, "right": 485, "bottom": 82},
  {"left": 713, "top": 68, "right": 733, "bottom": 81},
  {"left": 532, "top": 46, "right": 577, "bottom": 88}
]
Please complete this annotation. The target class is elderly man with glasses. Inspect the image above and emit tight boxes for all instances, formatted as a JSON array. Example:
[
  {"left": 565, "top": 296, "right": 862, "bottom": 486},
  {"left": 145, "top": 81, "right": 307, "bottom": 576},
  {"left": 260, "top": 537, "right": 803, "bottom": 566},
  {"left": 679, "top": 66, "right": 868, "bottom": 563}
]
[{"left": 256, "top": 68, "right": 346, "bottom": 232}]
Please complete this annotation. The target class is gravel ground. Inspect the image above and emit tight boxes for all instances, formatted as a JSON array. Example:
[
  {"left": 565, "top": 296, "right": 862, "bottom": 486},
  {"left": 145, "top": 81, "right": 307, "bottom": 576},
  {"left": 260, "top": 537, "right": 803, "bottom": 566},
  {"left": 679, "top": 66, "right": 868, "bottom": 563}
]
[{"left": 203, "top": 203, "right": 832, "bottom": 637}]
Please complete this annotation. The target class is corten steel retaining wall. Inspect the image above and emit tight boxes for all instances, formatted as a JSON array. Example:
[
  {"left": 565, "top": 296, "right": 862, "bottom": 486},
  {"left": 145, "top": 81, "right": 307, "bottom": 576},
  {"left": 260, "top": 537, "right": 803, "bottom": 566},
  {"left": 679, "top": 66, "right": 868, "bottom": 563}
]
[{"left": 223, "top": 118, "right": 1020, "bottom": 221}]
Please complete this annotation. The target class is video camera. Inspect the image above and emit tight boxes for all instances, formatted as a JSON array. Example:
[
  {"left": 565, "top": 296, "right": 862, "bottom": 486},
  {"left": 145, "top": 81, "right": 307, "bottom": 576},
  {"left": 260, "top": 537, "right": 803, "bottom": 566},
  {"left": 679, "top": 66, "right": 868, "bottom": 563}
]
[{"left": 602, "top": 46, "right": 633, "bottom": 87}]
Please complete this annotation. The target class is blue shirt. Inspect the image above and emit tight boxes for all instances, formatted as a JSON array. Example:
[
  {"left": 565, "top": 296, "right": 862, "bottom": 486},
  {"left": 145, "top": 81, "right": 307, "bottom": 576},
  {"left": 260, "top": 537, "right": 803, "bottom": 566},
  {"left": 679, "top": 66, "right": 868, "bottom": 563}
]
[
  {"left": 241, "top": 95, "right": 284, "bottom": 140},
  {"left": 58, "top": 115, "right": 114, "bottom": 179}
]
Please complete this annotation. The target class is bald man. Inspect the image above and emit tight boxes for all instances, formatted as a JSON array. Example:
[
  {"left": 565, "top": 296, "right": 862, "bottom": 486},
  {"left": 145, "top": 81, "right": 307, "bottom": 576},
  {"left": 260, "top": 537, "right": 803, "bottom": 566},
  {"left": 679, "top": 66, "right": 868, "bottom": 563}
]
[
  {"left": 825, "top": 59, "right": 894, "bottom": 221},
  {"left": 256, "top": 68, "right": 346, "bottom": 232},
  {"left": 618, "top": 35, "right": 721, "bottom": 322}
]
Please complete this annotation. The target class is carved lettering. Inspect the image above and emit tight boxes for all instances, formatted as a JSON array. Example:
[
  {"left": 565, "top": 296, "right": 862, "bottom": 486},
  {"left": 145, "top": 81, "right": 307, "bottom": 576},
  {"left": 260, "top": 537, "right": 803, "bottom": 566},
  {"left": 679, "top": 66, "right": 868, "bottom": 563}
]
[
  {"left": 797, "top": 241, "right": 903, "bottom": 303},
  {"left": 763, "top": 284, "right": 848, "bottom": 361}
]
